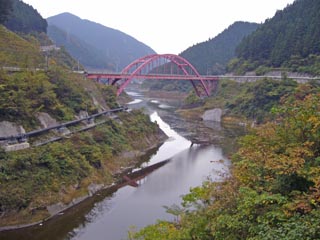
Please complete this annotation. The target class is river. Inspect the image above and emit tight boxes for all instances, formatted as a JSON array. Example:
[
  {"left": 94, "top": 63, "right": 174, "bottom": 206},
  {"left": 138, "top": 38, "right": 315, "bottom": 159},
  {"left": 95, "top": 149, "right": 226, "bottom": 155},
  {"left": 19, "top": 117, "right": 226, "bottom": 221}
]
[{"left": 0, "top": 91, "right": 244, "bottom": 240}]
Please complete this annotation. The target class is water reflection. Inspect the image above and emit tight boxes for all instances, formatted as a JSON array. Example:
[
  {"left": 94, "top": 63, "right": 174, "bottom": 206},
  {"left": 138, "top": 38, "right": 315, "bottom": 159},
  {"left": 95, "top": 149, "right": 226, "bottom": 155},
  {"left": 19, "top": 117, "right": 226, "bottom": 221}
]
[
  {"left": 0, "top": 92, "right": 238, "bottom": 240},
  {"left": 68, "top": 111, "right": 230, "bottom": 240},
  {"left": 127, "top": 99, "right": 143, "bottom": 105},
  {"left": 68, "top": 148, "right": 229, "bottom": 240}
]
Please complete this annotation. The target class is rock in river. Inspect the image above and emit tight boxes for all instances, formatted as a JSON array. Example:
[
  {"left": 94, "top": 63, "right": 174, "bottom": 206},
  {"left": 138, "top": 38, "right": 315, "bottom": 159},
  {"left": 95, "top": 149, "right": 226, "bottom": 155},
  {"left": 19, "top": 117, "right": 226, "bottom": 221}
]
[{"left": 201, "top": 108, "right": 222, "bottom": 122}]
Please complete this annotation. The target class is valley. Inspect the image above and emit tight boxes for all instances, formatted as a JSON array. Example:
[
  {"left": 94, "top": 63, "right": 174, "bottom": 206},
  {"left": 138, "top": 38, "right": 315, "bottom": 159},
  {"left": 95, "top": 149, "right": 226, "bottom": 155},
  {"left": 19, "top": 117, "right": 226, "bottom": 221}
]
[{"left": 1, "top": 0, "right": 320, "bottom": 239}]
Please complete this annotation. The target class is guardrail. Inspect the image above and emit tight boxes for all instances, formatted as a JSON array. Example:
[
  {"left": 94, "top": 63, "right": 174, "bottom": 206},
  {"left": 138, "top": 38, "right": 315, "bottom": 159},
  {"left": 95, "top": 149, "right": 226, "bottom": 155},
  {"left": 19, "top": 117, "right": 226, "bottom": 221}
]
[{"left": 0, "top": 107, "right": 127, "bottom": 142}]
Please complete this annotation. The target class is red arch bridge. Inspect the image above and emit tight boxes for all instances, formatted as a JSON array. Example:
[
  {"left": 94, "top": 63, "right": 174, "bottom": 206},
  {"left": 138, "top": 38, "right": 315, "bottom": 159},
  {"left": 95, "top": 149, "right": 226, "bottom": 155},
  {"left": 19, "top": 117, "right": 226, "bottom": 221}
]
[{"left": 85, "top": 54, "right": 219, "bottom": 97}]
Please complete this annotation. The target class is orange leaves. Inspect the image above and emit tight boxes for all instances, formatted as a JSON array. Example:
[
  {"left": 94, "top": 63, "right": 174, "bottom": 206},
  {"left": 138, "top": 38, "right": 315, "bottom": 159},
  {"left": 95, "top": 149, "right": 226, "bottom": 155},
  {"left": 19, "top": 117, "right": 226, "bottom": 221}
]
[
  {"left": 235, "top": 94, "right": 320, "bottom": 193},
  {"left": 265, "top": 145, "right": 312, "bottom": 176}
]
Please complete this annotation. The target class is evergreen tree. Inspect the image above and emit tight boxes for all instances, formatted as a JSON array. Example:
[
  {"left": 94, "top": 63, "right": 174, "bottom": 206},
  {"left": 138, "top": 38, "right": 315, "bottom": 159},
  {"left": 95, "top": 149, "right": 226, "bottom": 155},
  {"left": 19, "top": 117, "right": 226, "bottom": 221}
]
[
  {"left": 4, "top": 0, "right": 47, "bottom": 33},
  {"left": 232, "top": 0, "right": 320, "bottom": 75},
  {"left": 0, "top": 0, "right": 12, "bottom": 24}
]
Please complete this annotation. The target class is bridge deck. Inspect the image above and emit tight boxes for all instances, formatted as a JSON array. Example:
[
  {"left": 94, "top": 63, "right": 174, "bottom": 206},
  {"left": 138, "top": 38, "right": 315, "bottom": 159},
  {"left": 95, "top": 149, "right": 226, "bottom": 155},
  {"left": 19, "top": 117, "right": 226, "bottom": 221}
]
[
  {"left": 86, "top": 73, "right": 218, "bottom": 81},
  {"left": 86, "top": 72, "right": 320, "bottom": 81}
]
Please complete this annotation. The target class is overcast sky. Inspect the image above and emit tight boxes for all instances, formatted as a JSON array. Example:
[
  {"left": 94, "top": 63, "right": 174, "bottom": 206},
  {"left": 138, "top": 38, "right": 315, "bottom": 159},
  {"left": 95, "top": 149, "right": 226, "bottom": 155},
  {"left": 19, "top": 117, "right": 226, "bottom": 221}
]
[{"left": 23, "top": 0, "right": 295, "bottom": 54}]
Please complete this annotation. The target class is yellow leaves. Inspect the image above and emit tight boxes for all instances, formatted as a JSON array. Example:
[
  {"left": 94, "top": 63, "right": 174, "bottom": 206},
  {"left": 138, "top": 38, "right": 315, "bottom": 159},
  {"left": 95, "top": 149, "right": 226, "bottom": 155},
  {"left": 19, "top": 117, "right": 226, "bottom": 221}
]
[
  {"left": 0, "top": 26, "right": 44, "bottom": 68},
  {"left": 235, "top": 104, "right": 320, "bottom": 195},
  {"left": 307, "top": 115, "right": 320, "bottom": 134},
  {"left": 130, "top": 221, "right": 185, "bottom": 240},
  {"left": 265, "top": 145, "right": 312, "bottom": 175},
  {"left": 234, "top": 159, "right": 261, "bottom": 186},
  {"left": 309, "top": 176, "right": 320, "bottom": 205},
  {"left": 237, "top": 97, "right": 320, "bottom": 178},
  {"left": 303, "top": 140, "right": 315, "bottom": 149},
  {"left": 284, "top": 194, "right": 313, "bottom": 215}
]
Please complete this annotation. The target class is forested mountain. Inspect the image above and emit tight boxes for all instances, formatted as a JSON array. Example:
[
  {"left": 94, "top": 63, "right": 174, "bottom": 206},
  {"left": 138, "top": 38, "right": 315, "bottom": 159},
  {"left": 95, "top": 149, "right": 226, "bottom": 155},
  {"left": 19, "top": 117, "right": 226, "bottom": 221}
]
[
  {"left": 0, "top": 25, "right": 80, "bottom": 70},
  {"left": 181, "top": 21, "right": 259, "bottom": 75},
  {"left": 4, "top": 0, "right": 47, "bottom": 33},
  {"left": 143, "top": 21, "right": 259, "bottom": 93},
  {"left": 0, "top": 24, "right": 91, "bottom": 121},
  {"left": 230, "top": 0, "right": 320, "bottom": 75},
  {"left": 0, "top": 0, "right": 12, "bottom": 24},
  {"left": 0, "top": 23, "right": 162, "bottom": 228},
  {"left": 47, "top": 13, "right": 156, "bottom": 70},
  {"left": 47, "top": 25, "right": 109, "bottom": 69}
]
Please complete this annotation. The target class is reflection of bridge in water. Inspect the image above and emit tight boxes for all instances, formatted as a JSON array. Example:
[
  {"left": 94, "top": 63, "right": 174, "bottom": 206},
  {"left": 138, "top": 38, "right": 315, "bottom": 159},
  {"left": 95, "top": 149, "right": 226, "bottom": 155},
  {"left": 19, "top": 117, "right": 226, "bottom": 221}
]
[{"left": 120, "top": 159, "right": 171, "bottom": 188}]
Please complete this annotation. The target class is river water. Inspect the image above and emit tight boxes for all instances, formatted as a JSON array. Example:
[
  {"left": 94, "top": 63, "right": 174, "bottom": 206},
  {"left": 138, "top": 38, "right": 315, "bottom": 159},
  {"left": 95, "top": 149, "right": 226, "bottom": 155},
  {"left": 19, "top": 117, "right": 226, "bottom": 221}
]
[{"left": 1, "top": 91, "right": 243, "bottom": 240}]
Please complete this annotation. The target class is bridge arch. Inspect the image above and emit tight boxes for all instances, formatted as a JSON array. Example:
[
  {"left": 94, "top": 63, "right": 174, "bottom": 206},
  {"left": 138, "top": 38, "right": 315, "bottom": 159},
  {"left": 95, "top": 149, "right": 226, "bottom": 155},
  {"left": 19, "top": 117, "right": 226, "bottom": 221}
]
[{"left": 114, "top": 54, "right": 211, "bottom": 97}]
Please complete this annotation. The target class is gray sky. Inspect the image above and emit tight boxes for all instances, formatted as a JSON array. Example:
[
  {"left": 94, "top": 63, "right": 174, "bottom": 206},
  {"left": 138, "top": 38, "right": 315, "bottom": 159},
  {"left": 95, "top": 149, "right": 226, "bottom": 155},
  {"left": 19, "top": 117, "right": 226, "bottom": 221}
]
[{"left": 23, "top": 0, "right": 295, "bottom": 54}]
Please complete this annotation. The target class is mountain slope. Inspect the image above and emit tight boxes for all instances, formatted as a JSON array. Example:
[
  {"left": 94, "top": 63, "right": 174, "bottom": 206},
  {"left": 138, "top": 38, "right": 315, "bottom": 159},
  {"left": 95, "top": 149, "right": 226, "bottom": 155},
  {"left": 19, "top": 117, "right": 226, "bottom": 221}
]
[
  {"left": 180, "top": 21, "right": 259, "bottom": 75},
  {"left": 0, "top": 25, "right": 105, "bottom": 127},
  {"left": 4, "top": 0, "right": 47, "bottom": 33},
  {"left": 47, "top": 13, "right": 156, "bottom": 70},
  {"left": 47, "top": 25, "right": 109, "bottom": 69},
  {"left": 0, "top": 25, "right": 43, "bottom": 67},
  {"left": 142, "top": 21, "right": 259, "bottom": 93},
  {"left": 0, "top": 6, "right": 165, "bottom": 229},
  {"left": 233, "top": 0, "right": 320, "bottom": 75}
]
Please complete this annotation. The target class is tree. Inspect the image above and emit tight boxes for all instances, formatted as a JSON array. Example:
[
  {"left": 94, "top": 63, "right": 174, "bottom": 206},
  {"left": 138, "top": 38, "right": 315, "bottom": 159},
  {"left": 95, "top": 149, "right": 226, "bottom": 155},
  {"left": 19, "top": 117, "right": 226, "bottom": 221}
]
[
  {"left": 0, "top": 0, "right": 12, "bottom": 24},
  {"left": 232, "top": 0, "right": 320, "bottom": 75},
  {"left": 131, "top": 93, "right": 320, "bottom": 239},
  {"left": 4, "top": 0, "right": 47, "bottom": 33}
]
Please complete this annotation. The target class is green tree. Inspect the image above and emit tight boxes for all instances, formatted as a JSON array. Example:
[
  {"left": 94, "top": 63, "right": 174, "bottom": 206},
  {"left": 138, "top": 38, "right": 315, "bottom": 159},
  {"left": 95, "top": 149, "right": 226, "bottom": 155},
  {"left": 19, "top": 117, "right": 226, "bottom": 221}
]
[
  {"left": 132, "top": 93, "right": 320, "bottom": 239},
  {"left": 232, "top": 0, "right": 320, "bottom": 75},
  {"left": 4, "top": 0, "right": 47, "bottom": 33},
  {"left": 0, "top": 0, "right": 12, "bottom": 24}
]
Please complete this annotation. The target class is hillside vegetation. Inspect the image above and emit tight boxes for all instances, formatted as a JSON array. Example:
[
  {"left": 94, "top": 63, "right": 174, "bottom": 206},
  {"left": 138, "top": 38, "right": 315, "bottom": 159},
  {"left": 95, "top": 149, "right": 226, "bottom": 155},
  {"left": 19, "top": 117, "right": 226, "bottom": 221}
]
[
  {"left": 47, "top": 13, "right": 156, "bottom": 70},
  {"left": 0, "top": 24, "right": 106, "bottom": 130},
  {"left": 4, "top": 0, "right": 47, "bottom": 33},
  {"left": 181, "top": 21, "right": 259, "bottom": 75},
  {"left": 143, "top": 21, "right": 259, "bottom": 93},
  {"left": 0, "top": 7, "right": 165, "bottom": 227},
  {"left": 205, "top": 78, "right": 300, "bottom": 123},
  {"left": 133, "top": 92, "right": 320, "bottom": 239},
  {"left": 0, "top": 24, "right": 81, "bottom": 70},
  {"left": 47, "top": 25, "right": 109, "bottom": 69},
  {"left": 230, "top": 0, "right": 320, "bottom": 75},
  {"left": 132, "top": 0, "right": 320, "bottom": 238},
  {"left": 0, "top": 25, "right": 43, "bottom": 68},
  {"left": 0, "top": 109, "right": 162, "bottom": 227},
  {"left": 0, "top": 0, "right": 12, "bottom": 24}
]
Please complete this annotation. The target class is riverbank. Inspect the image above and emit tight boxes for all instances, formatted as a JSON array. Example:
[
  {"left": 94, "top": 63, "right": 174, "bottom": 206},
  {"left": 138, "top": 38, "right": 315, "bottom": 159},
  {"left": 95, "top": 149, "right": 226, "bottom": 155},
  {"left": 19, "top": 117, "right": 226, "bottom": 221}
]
[
  {"left": 0, "top": 90, "right": 240, "bottom": 240},
  {"left": 0, "top": 110, "right": 166, "bottom": 231},
  {"left": 0, "top": 141, "right": 166, "bottom": 232}
]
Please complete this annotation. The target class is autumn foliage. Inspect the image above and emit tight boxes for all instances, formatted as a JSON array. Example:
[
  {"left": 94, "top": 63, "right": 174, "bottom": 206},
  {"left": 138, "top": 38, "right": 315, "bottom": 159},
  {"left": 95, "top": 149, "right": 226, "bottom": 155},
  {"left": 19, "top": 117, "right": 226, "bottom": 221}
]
[{"left": 132, "top": 94, "right": 320, "bottom": 239}]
